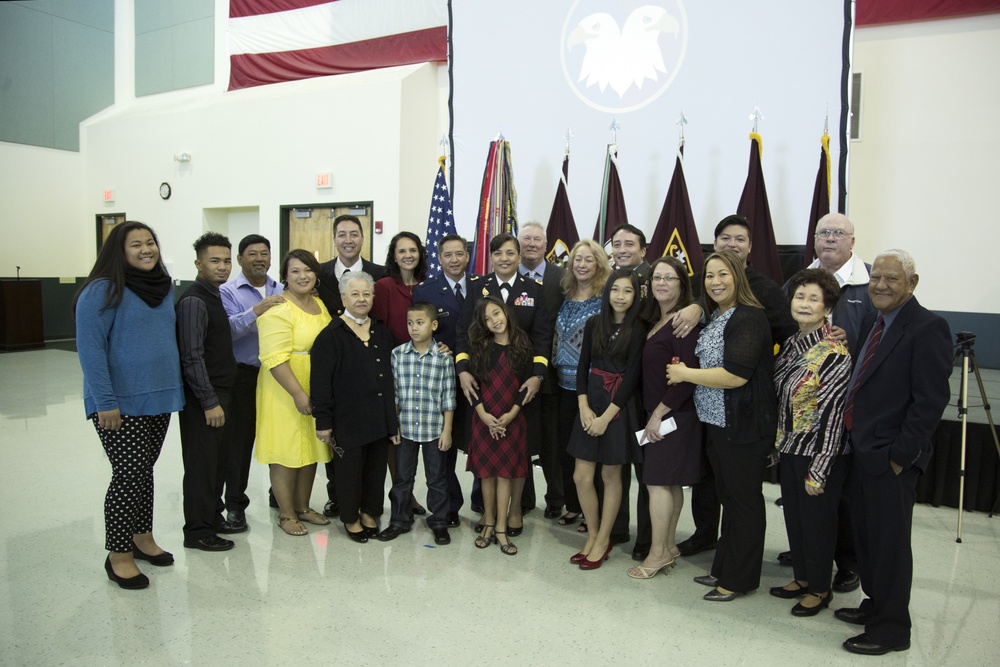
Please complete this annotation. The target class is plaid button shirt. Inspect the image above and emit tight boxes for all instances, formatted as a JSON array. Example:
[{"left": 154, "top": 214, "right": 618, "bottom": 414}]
[{"left": 391, "top": 340, "right": 457, "bottom": 442}]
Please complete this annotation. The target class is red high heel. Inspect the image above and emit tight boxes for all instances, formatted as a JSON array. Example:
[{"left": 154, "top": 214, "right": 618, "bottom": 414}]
[{"left": 579, "top": 542, "right": 613, "bottom": 570}]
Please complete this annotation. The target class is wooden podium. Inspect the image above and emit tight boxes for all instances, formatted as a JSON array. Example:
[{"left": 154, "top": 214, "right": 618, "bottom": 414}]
[{"left": 0, "top": 280, "right": 45, "bottom": 350}]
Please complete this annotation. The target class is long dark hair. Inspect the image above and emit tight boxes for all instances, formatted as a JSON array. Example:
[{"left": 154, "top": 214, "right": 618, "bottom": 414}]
[
  {"left": 639, "top": 256, "right": 692, "bottom": 325},
  {"left": 467, "top": 296, "right": 532, "bottom": 379},
  {"left": 384, "top": 231, "right": 427, "bottom": 283},
  {"left": 73, "top": 221, "right": 167, "bottom": 314},
  {"left": 591, "top": 269, "right": 643, "bottom": 362}
]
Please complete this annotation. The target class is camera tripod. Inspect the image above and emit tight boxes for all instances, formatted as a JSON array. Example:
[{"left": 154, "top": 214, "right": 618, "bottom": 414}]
[{"left": 952, "top": 331, "right": 1000, "bottom": 543}]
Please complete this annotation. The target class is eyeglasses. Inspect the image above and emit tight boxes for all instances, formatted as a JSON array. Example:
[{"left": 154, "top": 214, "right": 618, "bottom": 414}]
[
  {"left": 816, "top": 229, "right": 852, "bottom": 239},
  {"left": 651, "top": 275, "right": 680, "bottom": 283}
]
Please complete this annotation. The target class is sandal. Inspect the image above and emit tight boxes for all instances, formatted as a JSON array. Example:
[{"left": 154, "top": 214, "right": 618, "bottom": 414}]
[
  {"left": 557, "top": 512, "right": 580, "bottom": 526},
  {"left": 627, "top": 557, "right": 675, "bottom": 579},
  {"left": 475, "top": 525, "right": 496, "bottom": 549},
  {"left": 296, "top": 508, "right": 331, "bottom": 525},
  {"left": 277, "top": 516, "right": 308, "bottom": 536},
  {"left": 495, "top": 530, "right": 517, "bottom": 556}
]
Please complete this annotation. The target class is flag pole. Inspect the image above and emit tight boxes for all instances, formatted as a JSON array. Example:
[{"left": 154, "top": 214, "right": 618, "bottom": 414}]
[
  {"left": 750, "top": 106, "right": 763, "bottom": 134},
  {"left": 676, "top": 110, "right": 687, "bottom": 142}
]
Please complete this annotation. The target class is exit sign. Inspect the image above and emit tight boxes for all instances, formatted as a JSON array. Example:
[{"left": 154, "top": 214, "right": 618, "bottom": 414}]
[
  {"left": 103, "top": 189, "right": 115, "bottom": 202},
  {"left": 316, "top": 173, "right": 332, "bottom": 188}
]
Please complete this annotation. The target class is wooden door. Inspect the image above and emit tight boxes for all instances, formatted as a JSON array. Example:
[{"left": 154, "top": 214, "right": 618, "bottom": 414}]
[
  {"left": 284, "top": 204, "right": 373, "bottom": 263},
  {"left": 96, "top": 213, "right": 126, "bottom": 252}
]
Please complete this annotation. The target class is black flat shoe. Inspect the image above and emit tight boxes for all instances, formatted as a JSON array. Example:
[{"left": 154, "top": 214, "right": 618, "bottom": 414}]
[
  {"left": 833, "top": 569, "right": 860, "bottom": 592},
  {"left": 791, "top": 592, "right": 832, "bottom": 617},
  {"left": 693, "top": 574, "right": 719, "bottom": 588},
  {"left": 507, "top": 523, "right": 523, "bottom": 537},
  {"left": 843, "top": 633, "right": 909, "bottom": 656},
  {"left": 834, "top": 607, "right": 871, "bottom": 625},
  {"left": 432, "top": 527, "right": 451, "bottom": 545},
  {"left": 132, "top": 544, "right": 174, "bottom": 566},
  {"left": 703, "top": 588, "right": 741, "bottom": 602},
  {"left": 631, "top": 543, "right": 650, "bottom": 562},
  {"left": 769, "top": 582, "right": 808, "bottom": 599},
  {"left": 323, "top": 500, "right": 340, "bottom": 517},
  {"left": 183, "top": 535, "right": 235, "bottom": 552},
  {"left": 777, "top": 550, "right": 793, "bottom": 566},
  {"left": 363, "top": 524, "right": 380, "bottom": 539},
  {"left": 105, "top": 555, "right": 149, "bottom": 590},
  {"left": 446, "top": 511, "right": 461, "bottom": 528},
  {"left": 346, "top": 528, "right": 369, "bottom": 544},
  {"left": 377, "top": 525, "right": 410, "bottom": 542}
]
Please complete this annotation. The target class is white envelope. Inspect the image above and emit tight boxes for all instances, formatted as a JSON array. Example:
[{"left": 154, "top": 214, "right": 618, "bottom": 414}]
[{"left": 636, "top": 416, "right": 677, "bottom": 446}]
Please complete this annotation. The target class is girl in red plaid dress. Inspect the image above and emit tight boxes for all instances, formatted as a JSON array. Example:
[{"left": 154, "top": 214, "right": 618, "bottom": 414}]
[{"left": 466, "top": 296, "right": 534, "bottom": 555}]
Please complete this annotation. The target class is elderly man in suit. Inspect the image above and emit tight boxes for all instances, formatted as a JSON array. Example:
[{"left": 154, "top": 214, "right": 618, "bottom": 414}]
[
  {"left": 315, "top": 214, "right": 386, "bottom": 517},
  {"left": 413, "top": 233, "right": 475, "bottom": 527},
  {"left": 518, "top": 222, "right": 566, "bottom": 517},
  {"left": 835, "top": 249, "right": 951, "bottom": 656}
]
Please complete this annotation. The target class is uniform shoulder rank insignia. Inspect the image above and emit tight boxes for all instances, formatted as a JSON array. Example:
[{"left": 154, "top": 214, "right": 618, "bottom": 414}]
[{"left": 469, "top": 275, "right": 481, "bottom": 281}]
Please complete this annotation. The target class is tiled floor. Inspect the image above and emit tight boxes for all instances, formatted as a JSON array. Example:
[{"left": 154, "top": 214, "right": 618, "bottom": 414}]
[{"left": 1, "top": 348, "right": 998, "bottom": 666}]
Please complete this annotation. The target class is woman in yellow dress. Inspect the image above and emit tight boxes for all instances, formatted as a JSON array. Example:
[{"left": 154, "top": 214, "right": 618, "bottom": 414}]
[{"left": 256, "top": 249, "right": 332, "bottom": 536}]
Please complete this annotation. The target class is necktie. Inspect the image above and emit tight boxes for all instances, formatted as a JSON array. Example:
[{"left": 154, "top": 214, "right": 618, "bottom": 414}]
[
  {"left": 843, "top": 315, "right": 884, "bottom": 430},
  {"left": 455, "top": 283, "right": 464, "bottom": 305}
]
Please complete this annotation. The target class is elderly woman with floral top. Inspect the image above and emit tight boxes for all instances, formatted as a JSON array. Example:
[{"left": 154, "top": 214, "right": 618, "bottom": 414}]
[{"left": 768, "top": 269, "right": 851, "bottom": 617}]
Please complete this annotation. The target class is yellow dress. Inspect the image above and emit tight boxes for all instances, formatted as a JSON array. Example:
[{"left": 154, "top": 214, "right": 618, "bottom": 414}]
[{"left": 255, "top": 298, "right": 333, "bottom": 467}]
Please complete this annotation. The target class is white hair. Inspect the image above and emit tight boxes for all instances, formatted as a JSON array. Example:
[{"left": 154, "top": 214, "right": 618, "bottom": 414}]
[
  {"left": 339, "top": 270, "right": 375, "bottom": 295},
  {"left": 518, "top": 221, "right": 545, "bottom": 235},
  {"left": 874, "top": 249, "right": 916, "bottom": 277}
]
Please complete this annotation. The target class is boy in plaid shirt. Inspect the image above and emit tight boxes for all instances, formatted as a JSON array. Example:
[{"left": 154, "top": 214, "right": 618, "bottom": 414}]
[{"left": 377, "top": 302, "right": 456, "bottom": 545}]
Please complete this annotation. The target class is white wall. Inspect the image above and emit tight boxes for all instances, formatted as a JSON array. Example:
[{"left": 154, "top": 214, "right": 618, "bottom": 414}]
[{"left": 849, "top": 14, "right": 1000, "bottom": 313}]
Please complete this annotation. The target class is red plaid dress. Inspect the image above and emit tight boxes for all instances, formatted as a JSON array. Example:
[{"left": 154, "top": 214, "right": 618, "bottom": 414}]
[{"left": 467, "top": 348, "right": 529, "bottom": 479}]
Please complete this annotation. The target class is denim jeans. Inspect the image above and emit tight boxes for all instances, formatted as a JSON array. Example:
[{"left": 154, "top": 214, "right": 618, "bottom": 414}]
[{"left": 390, "top": 439, "right": 449, "bottom": 529}]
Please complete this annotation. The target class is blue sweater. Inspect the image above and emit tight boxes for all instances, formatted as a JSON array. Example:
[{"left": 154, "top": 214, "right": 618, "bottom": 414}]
[{"left": 76, "top": 280, "right": 185, "bottom": 417}]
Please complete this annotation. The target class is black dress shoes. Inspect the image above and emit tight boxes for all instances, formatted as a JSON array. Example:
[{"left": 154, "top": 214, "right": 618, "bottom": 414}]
[
  {"left": 631, "top": 543, "right": 650, "bottom": 562},
  {"left": 433, "top": 527, "right": 451, "bottom": 545},
  {"left": 105, "top": 555, "right": 149, "bottom": 590},
  {"left": 132, "top": 544, "right": 174, "bottom": 566},
  {"left": 834, "top": 607, "right": 871, "bottom": 625},
  {"left": 843, "top": 633, "right": 909, "bottom": 655},
  {"left": 833, "top": 569, "right": 860, "bottom": 592},
  {"left": 363, "top": 522, "right": 381, "bottom": 539},
  {"left": 218, "top": 517, "right": 248, "bottom": 534},
  {"left": 791, "top": 592, "right": 832, "bottom": 617},
  {"left": 703, "top": 588, "right": 741, "bottom": 602},
  {"left": 346, "top": 528, "right": 368, "bottom": 543},
  {"left": 543, "top": 505, "right": 563, "bottom": 519},
  {"left": 183, "top": 535, "right": 235, "bottom": 552},
  {"left": 777, "top": 550, "right": 793, "bottom": 566},
  {"left": 377, "top": 525, "right": 410, "bottom": 542},
  {"left": 226, "top": 510, "right": 248, "bottom": 529},
  {"left": 446, "top": 511, "right": 461, "bottom": 527},
  {"left": 769, "top": 582, "right": 808, "bottom": 599},
  {"left": 693, "top": 574, "right": 719, "bottom": 587},
  {"left": 323, "top": 500, "right": 340, "bottom": 517},
  {"left": 677, "top": 537, "right": 718, "bottom": 557}
]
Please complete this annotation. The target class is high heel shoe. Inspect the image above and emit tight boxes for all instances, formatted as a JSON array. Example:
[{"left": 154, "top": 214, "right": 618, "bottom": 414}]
[
  {"left": 495, "top": 530, "right": 517, "bottom": 556},
  {"left": 104, "top": 555, "right": 149, "bottom": 590},
  {"left": 132, "top": 543, "right": 174, "bottom": 566},
  {"left": 791, "top": 592, "right": 833, "bottom": 617},
  {"left": 475, "top": 525, "right": 496, "bottom": 549},
  {"left": 569, "top": 551, "right": 588, "bottom": 564},
  {"left": 626, "top": 557, "right": 675, "bottom": 579},
  {"left": 579, "top": 542, "right": 612, "bottom": 570}
]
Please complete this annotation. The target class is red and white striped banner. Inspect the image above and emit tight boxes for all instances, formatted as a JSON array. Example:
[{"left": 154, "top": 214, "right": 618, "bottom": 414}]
[{"left": 228, "top": 0, "right": 448, "bottom": 91}]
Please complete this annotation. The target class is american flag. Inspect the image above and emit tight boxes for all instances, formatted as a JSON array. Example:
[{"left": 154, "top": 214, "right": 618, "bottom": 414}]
[{"left": 425, "top": 158, "right": 457, "bottom": 276}]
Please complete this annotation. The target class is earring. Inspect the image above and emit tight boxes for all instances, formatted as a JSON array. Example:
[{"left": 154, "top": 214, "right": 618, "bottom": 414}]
[{"left": 314, "top": 277, "right": 321, "bottom": 287}]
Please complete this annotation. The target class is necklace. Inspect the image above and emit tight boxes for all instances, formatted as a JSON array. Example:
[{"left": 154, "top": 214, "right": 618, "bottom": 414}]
[{"left": 344, "top": 312, "right": 369, "bottom": 325}]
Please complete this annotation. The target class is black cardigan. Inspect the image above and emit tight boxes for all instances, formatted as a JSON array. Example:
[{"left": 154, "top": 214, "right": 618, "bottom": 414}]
[
  {"left": 310, "top": 316, "right": 397, "bottom": 449},
  {"left": 718, "top": 305, "right": 777, "bottom": 445}
]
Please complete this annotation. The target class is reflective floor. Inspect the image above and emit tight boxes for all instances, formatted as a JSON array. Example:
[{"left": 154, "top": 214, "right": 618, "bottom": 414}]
[{"left": 1, "top": 348, "right": 998, "bottom": 666}]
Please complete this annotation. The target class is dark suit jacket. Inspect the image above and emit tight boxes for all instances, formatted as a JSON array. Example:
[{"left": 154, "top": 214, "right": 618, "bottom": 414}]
[
  {"left": 315, "top": 258, "right": 386, "bottom": 317},
  {"left": 412, "top": 273, "right": 477, "bottom": 351},
  {"left": 454, "top": 272, "right": 552, "bottom": 378},
  {"left": 849, "top": 297, "right": 952, "bottom": 474}
]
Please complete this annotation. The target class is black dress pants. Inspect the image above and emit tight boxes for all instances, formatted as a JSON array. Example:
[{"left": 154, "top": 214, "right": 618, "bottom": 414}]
[
  {"left": 180, "top": 391, "right": 230, "bottom": 541},
  {"left": 224, "top": 364, "right": 258, "bottom": 512},
  {"left": 537, "top": 390, "right": 564, "bottom": 508},
  {"left": 557, "top": 388, "right": 582, "bottom": 514},
  {"left": 706, "top": 425, "right": 768, "bottom": 593},
  {"left": 850, "top": 458, "right": 919, "bottom": 647},
  {"left": 686, "top": 422, "right": 720, "bottom": 546},
  {"left": 335, "top": 437, "right": 389, "bottom": 525}
]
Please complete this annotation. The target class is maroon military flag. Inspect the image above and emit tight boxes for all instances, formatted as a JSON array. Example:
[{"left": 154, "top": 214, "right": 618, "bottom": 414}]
[
  {"left": 592, "top": 143, "right": 629, "bottom": 256},
  {"left": 647, "top": 140, "right": 703, "bottom": 276},
  {"left": 737, "top": 132, "right": 783, "bottom": 284},
  {"left": 545, "top": 153, "right": 580, "bottom": 267},
  {"left": 802, "top": 131, "right": 831, "bottom": 268}
]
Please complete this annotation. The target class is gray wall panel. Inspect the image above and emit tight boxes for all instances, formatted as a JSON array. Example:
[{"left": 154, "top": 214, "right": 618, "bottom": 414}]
[
  {"left": 172, "top": 17, "right": 214, "bottom": 91},
  {"left": 0, "top": 4, "right": 56, "bottom": 147},
  {"left": 135, "top": 27, "right": 172, "bottom": 97},
  {"left": 135, "top": 0, "right": 214, "bottom": 96},
  {"left": 50, "top": 0, "right": 113, "bottom": 32}
]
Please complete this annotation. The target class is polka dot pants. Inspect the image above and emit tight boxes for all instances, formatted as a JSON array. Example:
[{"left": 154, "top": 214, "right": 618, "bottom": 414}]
[{"left": 91, "top": 413, "right": 171, "bottom": 553}]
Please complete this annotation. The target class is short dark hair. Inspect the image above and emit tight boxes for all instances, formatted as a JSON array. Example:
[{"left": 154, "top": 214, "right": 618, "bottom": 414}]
[
  {"left": 193, "top": 232, "right": 231, "bottom": 256},
  {"left": 612, "top": 224, "right": 647, "bottom": 249},
  {"left": 238, "top": 234, "right": 270, "bottom": 255},
  {"left": 408, "top": 301, "right": 438, "bottom": 321},
  {"left": 280, "top": 248, "right": 321, "bottom": 283},
  {"left": 490, "top": 233, "right": 519, "bottom": 254},
  {"left": 438, "top": 233, "right": 468, "bottom": 252},
  {"left": 333, "top": 214, "right": 364, "bottom": 236},
  {"left": 786, "top": 268, "right": 842, "bottom": 311},
  {"left": 713, "top": 214, "right": 751, "bottom": 240}
]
